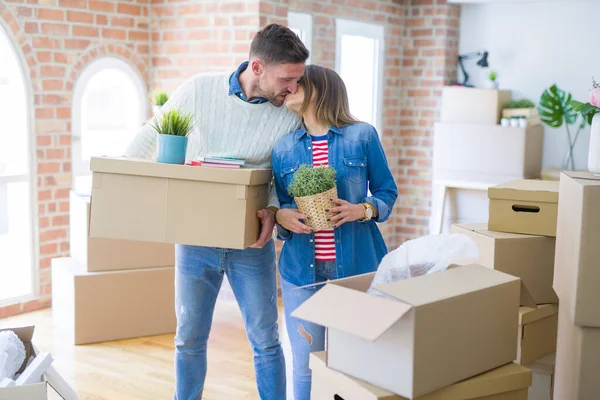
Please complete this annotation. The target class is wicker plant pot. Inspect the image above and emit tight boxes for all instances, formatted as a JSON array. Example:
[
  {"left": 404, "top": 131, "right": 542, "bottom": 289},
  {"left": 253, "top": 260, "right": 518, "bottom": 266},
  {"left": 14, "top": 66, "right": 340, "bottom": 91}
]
[{"left": 294, "top": 186, "right": 338, "bottom": 231}]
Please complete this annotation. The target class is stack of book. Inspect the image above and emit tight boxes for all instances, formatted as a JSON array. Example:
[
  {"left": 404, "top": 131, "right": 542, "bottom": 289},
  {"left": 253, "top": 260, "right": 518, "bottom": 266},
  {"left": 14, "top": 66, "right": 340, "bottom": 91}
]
[{"left": 191, "top": 156, "right": 245, "bottom": 169}]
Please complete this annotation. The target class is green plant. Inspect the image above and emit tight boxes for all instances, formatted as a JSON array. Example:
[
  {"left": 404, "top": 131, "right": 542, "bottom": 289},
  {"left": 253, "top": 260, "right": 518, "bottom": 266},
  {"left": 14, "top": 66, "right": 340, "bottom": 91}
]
[
  {"left": 488, "top": 71, "right": 497, "bottom": 81},
  {"left": 570, "top": 77, "right": 600, "bottom": 125},
  {"left": 149, "top": 109, "right": 195, "bottom": 137},
  {"left": 504, "top": 99, "right": 536, "bottom": 109},
  {"left": 288, "top": 165, "right": 337, "bottom": 198},
  {"left": 153, "top": 91, "right": 169, "bottom": 106},
  {"left": 538, "top": 84, "right": 590, "bottom": 170}
]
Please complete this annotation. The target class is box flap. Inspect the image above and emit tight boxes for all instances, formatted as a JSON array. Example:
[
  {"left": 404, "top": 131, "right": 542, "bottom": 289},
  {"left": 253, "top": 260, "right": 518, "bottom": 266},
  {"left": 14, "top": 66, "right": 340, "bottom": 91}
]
[
  {"left": 453, "top": 223, "right": 545, "bottom": 240},
  {"left": 90, "top": 156, "right": 273, "bottom": 186},
  {"left": 519, "top": 304, "right": 558, "bottom": 325},
  {"left": 295, "top": 272, "right": 375, "bottom": 292},
  {"left": 0, "top": 326, "right": 34, "bottom": 343},
  {"left": 291, "top": 284, "right": 413, "bottom": 341},
  {"left": 562, "top": 171, "right": 600, "bottom": 182},
  {"left": 44, "top": 364, "right": 78, "bottom": 400},
  {"left": 374, "top": 264, "right": 519, "bottom": 307},
  {"left": 488, "top": 179, "right": 559, "bottom": 203}
]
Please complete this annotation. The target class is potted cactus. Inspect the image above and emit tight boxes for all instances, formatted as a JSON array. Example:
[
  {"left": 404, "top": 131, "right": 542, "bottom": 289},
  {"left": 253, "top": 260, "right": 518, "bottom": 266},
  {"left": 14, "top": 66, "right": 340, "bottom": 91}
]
[
  {"left": 149, "top": 109, "right": 194, "bottom": 165},
  {"left": 288, "top": 165, "right": 338, "bottom": 231}
]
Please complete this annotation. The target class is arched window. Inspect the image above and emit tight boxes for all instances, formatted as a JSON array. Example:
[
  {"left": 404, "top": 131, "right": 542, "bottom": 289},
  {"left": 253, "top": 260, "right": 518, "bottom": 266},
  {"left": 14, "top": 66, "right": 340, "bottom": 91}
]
[
  {"left": 0, "top": 23, "right": 34, "bottom": 303},
  {"left": 72, "top": 57, "right": 147, "bottom": 194}
]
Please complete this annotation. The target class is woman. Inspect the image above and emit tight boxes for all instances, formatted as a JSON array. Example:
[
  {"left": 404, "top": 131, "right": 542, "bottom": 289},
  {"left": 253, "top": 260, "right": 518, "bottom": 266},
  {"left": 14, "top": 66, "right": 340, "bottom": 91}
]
[{"left": 272, "top": 65, "right": 398, "bottom": 399}]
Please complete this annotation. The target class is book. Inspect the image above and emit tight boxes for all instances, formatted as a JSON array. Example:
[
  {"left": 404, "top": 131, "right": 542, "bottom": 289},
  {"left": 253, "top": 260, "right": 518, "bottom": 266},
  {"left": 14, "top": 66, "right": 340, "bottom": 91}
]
[
  {"left": 201, "top": 156, "right": 245, "bottom": 166},
  {"left": 199, "top": 162, "right": 241, "bottom": 169}
]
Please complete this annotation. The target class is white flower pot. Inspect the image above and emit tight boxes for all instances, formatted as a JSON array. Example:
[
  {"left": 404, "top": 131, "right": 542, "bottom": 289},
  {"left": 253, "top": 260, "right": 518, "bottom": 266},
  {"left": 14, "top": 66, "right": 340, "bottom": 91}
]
[
  {"left": 483, "top": 80, "right": 499, "bottom": 90},
  {"left": 588, "top": 114, "right": 600, "bottom": 175}
]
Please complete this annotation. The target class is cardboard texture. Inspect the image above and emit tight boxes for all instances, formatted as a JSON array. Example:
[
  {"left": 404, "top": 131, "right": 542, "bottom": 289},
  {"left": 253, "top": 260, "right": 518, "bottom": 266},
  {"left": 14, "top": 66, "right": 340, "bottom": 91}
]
[
  {"left": 51, "top": 257, "right": 176, "bottom": 345},
  {"left": 488, "top": 180, "right": 559, "bottom": 237},
  {"left": 525, "top": 354, "right": 555, "bottom": 400},
  {"left": 451, "top": 223, "right": 557, "bottom": 306},
  {"left": 440, "top": 87, "right": 511, "bottom": 124},
  {"left": 433, "top": 123, "right": 543, "bottom": 183},
  {"left": 553, "top": 171, "right": 600, "bottom": 327},
  {"left": 0, "top": 326, "right": 77, "bottom": 400},
  {"left": 516, "top": 305, "right": 558, "bottom": 365},
  {"left": 310, "top": 352, "right": 531, "bottom": 400},
  {"left": 553, "top": 302, "right": 600, "bottom": 399},
  {"left": 89, "top": 157, "right": 272, "bottom": 250},
  {"left": 70, "top": 191, "right": 174, "bottom": 272},
  {"left": 293, "top": 264, "right": 521, "bottom": 398}
]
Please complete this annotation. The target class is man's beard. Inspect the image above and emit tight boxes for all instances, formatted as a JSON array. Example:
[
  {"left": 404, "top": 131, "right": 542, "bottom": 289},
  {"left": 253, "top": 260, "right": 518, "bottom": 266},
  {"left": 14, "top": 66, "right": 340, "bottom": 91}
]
[{"left": 257, "top": 86, "right": 288, "bottom": 107}]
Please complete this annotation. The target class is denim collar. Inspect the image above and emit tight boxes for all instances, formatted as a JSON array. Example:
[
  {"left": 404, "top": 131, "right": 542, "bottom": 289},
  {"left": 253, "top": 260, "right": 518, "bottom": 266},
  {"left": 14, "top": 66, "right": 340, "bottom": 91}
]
[
  {"left": 293, "top": 123, "right": 343, "bottom": 142},
  {"left": 228, "top": 61, "right": 269, "bottom": 104}
]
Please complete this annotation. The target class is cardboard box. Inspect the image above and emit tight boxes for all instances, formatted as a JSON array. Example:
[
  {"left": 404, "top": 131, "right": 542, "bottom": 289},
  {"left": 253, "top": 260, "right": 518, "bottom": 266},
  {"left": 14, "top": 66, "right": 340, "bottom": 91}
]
[
  {"left": 553, "top": 171, "right": 600, "bottom": 327},
  {"left": 51, "top": 257, "right": 176, "bottom": 345},
  {"left": 553, "top": 302, "right": 600, "bottom": 399},
  {"left": 525, "top": 353, "right": 555, "bottom": 400},
  {"left": 432, "top": 123, "right": 543, "bottom": 183},
  {"left": 310, "top": 352, "right": 531, "bottom": 400},
  {"left": 293, "top": 264, "right": 521, "bottom": 398},
  {"left": 70, "top": 191, "right": 174, "bottom": 272},
  {"left": 488, "top": 180, "right": 559, "bottom": 237},
  {"left": 517, "top": 305, "right": 558, "bottom": 365},
  {"left": 89, "top": 157, "right": 272, "bottom": 250},
  {"left": 441, "top": 87, "right": 511, "bottom": 124},
  {"left": 451, "top": 223, "right": 557, "bottom": 306},
  {"left": 0, "top": 326, "right": 77, "bottom": 400}
]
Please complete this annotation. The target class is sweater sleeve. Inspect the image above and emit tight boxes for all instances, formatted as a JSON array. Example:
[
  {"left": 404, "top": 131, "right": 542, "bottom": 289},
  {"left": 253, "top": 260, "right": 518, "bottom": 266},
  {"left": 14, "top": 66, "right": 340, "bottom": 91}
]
[{"left": 125, "top": 76, "right": 197, "bottom": 159}]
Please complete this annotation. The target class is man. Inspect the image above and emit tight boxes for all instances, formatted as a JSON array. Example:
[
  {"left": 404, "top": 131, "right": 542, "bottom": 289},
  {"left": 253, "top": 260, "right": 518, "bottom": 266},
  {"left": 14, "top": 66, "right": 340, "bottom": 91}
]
[{"left": 125, "top": 24, "right": 309, "bottom": 400}]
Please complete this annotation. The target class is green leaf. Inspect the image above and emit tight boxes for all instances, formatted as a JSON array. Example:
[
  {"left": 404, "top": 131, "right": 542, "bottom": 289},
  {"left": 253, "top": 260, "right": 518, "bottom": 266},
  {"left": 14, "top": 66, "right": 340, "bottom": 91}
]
[
  {"left": 538, "top": 84, "right": 577, "bottom": 128},
  {"left": 288, "top": 165, "right": 337, "bottom": 198},
  {"left": 148, "top": 109, "right": 195, "bottom": 137},
  {"left": 570, "top": 100, "right": 585, "bottom": 112},
  {"left": 154, "top": 92, "right": 169, "bottom": 106}
]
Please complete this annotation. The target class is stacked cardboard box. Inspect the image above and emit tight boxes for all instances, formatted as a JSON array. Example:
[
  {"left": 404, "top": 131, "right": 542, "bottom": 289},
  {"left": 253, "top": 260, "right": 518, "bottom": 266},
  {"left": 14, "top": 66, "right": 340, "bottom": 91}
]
[
  {"left": 551, "top": 172, "right": 600, "bottom": 399},
  {"left": 293, "top": 264, "right": 529, "bottom": 399},
  {"left": 433, "top": 87, "right": 543, "bottom": 183},
  {"left": 51, "top": 191, "right": 177, "bottom": 345}
]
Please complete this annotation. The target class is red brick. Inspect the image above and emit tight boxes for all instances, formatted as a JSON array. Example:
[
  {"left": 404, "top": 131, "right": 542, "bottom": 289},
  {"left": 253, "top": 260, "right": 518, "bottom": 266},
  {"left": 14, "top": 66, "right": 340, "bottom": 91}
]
[
  {"left": 57, "top": 108, "right": 71, "bottom": 119},
  {"left": 39, "top": 216, "right": 50, "bottom": 229},
  {"left": 59, "top": 134, "right": 71, "bottom": 145},
  {"left": 185, "top": 17, "right": 209, "bottom": 28},
  {"left": 52, "top": 215, "right": 69, "bottom": 226},
  {"left": 54, "top": 52, "right": 68, "bottom": 63},
  {"left": 36, "top": 108, "right": 54, "bottom": 119},
  {"left": 72, "top": 25, "right": 99, "bottom": 37},
  {"left": 37, "top": 8, "right": 64, "bottom": 20},
  {"left": 59, "top": 0, "right": 86, "bottom": 8},
  {"left": 102, "top": 28, "right": 127, "bottom": 40},
  {"left": 65, "top": 38, "right": 90, "bottom": 49},
  {"left": 59, "top": 200, "right": 69, "bottom": 212},
  {"left": 36, "top": 51, "right": 52, "bottom": 62},
  {"left": 187, "top": 30, "right": 210, "bottom": 40},
  {"left": 38, "top": 162, "right": 60, "bottom": 174},
  {"left": 67, "top": 10, "right": 94, "bottom": 23},
  {"left": 96, "top": 14, "right": 108, "bottom": 25},
  {"left": 17, "top": 6, "right": 32, "bottom": 17},
  {"left": 46, "top": 149, "right": 65, "bottom": 160},
  {"left": 24, "top": 22, "right": 38, "bottom": 33},
  {"left": 42, "top": 79, "right": 63, "bottom": 91},
  {"left": 0, "top": 304, "right": 21, "bottom": 319},
  {"left": 118, "top": 3, "right": 142, "bottom": 15},
  {"left": 179, "top": 4, "right": 203, "bottom": 14},
  {"left": 129, "top": 30, "right": 148, "bottom": 41},
  {"left": 40, "top": 65, "right": 65, "bottom": 77},
  {"left": 90, "top": 0, "right": 114, "bottom": 12}
]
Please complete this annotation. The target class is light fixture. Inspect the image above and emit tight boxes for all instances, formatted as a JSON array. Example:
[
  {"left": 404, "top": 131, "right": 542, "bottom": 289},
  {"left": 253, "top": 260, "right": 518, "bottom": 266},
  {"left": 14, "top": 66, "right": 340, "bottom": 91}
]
[{"left": 457, "top": 50, "right": 489, "bottom": 87}]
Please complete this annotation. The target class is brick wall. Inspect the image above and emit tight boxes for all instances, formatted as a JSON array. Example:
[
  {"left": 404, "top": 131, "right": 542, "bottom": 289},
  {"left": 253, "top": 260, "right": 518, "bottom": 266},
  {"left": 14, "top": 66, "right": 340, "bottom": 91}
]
[
  {"left": 0, "top": 0, "right": 152, "bottom": 318},
  {"left": 0, "top": 0, "right": 460, "bottom": 318}
]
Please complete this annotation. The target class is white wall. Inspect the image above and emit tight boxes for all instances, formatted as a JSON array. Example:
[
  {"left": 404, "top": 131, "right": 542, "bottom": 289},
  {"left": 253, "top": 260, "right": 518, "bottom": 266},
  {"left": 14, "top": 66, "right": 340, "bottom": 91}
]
[{"left": 442, "top": 0, "right": 598, "bottom": 231}]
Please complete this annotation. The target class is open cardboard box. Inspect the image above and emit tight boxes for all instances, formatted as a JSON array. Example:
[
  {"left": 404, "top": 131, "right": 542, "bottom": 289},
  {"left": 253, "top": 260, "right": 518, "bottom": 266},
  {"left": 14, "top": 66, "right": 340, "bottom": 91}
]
[
  {"left": 488, "top": 180, "right": 559, "bottom": 237},
  {"left": 293, "top": 264, "right": 521, "bottom": 398},
  {"left": 451, "top": 223, "right": 557, "bottom": 307},
  {"left": 88, "top": 156, "right": 272, "bottom": 250},
  {"left": 310, "top": 351, "right": 531, "bottom": 400},
  {"left": 0, "top": 326, "right": 77, "bottom": 400}
]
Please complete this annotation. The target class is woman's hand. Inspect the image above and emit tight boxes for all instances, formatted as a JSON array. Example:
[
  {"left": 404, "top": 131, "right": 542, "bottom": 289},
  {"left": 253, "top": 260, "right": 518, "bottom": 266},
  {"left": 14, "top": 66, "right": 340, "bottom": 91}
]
[
  {"left": 275, "top": 208, "right": 312, "bottom": 234},
  {"left": 327, "top": 199, "right": 365, "bottom": 228}
]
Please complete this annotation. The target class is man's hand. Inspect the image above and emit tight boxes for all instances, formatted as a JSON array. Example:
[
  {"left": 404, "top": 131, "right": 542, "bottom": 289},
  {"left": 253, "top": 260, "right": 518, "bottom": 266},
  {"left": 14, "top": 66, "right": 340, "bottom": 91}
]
[
  {"left": 275, "top": 208, "right": 312, "bottom": 235},
  {"left": 251, "top": 209, "right": 276, "bottom": 248},
  {"left": 328, "top": 199, "right": 365, "bottom": 228}
]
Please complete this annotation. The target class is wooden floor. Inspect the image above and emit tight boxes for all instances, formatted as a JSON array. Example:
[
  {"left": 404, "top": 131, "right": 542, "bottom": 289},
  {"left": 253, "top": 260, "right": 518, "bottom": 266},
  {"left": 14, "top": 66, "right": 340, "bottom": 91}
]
[{"left": 0, "top": 298, "right": 293, "bottom": 400}]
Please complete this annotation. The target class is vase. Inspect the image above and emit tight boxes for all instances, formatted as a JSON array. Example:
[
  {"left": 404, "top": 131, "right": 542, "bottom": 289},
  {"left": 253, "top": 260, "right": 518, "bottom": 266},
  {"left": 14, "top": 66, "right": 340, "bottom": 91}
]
[
  {"left": 588, "top": 114, "right": 600, "bottom": 175},
  {"left": 157, "top": 134, "right": 188, "bottom": 164}
]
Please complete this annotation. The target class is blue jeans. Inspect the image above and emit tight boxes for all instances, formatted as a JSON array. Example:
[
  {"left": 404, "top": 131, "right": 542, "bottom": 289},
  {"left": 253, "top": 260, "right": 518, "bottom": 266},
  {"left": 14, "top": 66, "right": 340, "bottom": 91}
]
[
  {"left": 281, "top": 261, "right": 337, "bottom": 400},
  {"left": 174, "top": 240, "right": 285, "bottom": 400}
]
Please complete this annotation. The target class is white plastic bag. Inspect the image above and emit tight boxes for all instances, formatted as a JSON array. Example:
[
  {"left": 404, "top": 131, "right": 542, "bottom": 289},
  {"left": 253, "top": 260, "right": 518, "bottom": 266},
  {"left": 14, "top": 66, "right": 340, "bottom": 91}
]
[
  {"left": 0, "top": 330, "right": 26, "bottom": 380},
  {"left": 367, "top": 233, "right": 479, "bottom": 297}
]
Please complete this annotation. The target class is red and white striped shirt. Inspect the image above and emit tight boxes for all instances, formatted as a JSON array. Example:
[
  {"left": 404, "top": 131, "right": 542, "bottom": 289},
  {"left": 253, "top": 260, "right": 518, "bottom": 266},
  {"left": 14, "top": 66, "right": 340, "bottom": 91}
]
[{"left": 311, "top": 135, "right": 336, "bottom": 262}]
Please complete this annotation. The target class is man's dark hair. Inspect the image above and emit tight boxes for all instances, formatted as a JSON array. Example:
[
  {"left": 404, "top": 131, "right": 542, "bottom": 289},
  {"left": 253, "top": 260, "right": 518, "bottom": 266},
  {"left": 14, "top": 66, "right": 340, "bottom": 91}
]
[{"left": 250, "top": 24, "right": 309, "bottom": 65}]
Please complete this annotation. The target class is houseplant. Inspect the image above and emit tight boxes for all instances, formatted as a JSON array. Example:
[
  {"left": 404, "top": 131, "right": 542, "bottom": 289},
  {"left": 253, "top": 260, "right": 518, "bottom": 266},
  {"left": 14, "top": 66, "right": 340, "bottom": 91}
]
[
  {"left": 288, "top": 165, "right": 338, "bottom": 231},
  {"left": 502, "top": 99, "right": 540, "bottom": 125},
  {"left": 570, "top": 77, "right": 600, "bottom": 174},
  {"left": 485, "top": 70, "right": 498, "bottom": 89},
  {"left": 152, "top": 91, "right": 169, "bottom": 116},
  {"left": 538, "top": 84, "right": 590, "bottom": 170},
  {"left": 149, "top": 109, "right": 194, "bottom": 165}
]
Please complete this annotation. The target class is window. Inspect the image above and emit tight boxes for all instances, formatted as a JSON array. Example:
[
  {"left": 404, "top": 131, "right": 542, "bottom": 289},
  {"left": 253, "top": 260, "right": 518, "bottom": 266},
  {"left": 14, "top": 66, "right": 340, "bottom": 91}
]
[
  {"left": 0, "top": 24, "right": 35, "bottom": 304},
  {"left": 335, "top": 19, "right": 384, "bottom": 133},
  {"left": 288, "top": 12, "right": 312, "bottom": 64},
  {"left": 72, "top": 57, "right": 147, "bottom": 194}
]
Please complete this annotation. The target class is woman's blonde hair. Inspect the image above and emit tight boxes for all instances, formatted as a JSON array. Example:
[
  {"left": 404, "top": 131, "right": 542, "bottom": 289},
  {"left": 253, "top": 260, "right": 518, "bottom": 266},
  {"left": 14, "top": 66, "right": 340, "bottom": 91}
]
[{"left": 297, "top": 65, "right": 359, "bottom": 128}]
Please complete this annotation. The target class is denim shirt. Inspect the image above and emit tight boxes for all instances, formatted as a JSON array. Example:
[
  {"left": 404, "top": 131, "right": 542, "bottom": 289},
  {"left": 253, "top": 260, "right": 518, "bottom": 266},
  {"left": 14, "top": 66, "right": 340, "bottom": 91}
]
[
  {"left": 228, "top": 61, "right": 269, "bottom": 104},
  {"left": 272, "top": 122, "right": 398, "bottom": 287}
]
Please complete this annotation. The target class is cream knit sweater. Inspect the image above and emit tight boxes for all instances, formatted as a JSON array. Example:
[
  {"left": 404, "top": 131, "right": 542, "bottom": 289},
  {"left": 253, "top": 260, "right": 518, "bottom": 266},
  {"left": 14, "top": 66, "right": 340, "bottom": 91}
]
[{"left": 125, "top": 72, "right": 300, "bottom": 208}]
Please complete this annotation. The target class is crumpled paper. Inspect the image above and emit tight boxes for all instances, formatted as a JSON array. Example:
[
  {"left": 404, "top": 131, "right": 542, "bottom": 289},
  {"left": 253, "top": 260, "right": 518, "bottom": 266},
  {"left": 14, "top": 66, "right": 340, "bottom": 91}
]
[
  {"left": 0, "top": 330, "right": 26, "bottom": 380},
  {"left": 367, "top": 233, "right": 479, "bottom": 297}
]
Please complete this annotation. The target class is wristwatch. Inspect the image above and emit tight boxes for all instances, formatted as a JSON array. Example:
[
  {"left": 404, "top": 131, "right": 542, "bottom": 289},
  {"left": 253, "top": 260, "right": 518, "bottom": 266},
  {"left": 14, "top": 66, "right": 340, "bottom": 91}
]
[{"left": 361, "top": 203, "right": 374, "bottom": 221}]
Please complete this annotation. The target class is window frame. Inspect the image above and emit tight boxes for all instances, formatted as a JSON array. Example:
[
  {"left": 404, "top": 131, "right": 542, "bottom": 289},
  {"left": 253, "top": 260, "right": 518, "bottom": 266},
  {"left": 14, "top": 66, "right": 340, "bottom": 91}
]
[{"left": 288, "top": 12, "right": 313, "bottom": 64}]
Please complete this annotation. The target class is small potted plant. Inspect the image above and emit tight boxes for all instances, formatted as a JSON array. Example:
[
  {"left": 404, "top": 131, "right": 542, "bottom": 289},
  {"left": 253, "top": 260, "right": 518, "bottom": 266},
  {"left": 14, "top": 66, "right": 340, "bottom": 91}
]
[
  {"left": 288, "top": 165, "right": 338, "bottom": 231},
  {"left": 484, "top": 70, "right": 499, "bottom": 89},
  {"left": 152, "top": 91, "right": 169, "bottom": 116},
  {"left": 149, "top": 109, "right": 194, "bottom": 165}
]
